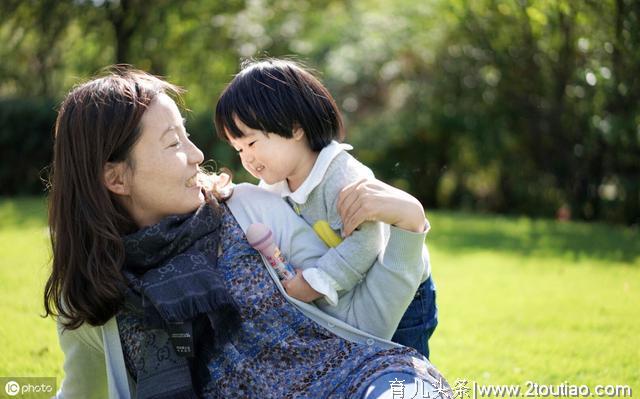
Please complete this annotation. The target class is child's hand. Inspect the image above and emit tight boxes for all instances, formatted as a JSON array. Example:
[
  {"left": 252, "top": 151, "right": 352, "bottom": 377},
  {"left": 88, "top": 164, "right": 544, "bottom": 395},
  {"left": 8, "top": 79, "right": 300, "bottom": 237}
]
[
  {"left": 282, "top": 269, "right": 323, "bottom": 302},
  {"left": 338, "top": 178, "right": 427, "bottom": 236}
]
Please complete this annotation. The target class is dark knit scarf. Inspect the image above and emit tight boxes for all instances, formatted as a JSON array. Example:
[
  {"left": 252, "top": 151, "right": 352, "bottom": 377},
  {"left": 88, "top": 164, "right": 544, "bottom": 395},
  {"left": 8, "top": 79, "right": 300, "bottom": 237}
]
[{"left": 121, "top": 202, "right": 241, "bottom": 399}]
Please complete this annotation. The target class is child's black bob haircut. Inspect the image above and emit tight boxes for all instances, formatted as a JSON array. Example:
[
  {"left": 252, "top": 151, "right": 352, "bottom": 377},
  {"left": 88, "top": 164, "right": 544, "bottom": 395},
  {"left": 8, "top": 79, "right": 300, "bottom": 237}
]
[{"left": 215, "top": 58, "right": 344, "bottom": 151}]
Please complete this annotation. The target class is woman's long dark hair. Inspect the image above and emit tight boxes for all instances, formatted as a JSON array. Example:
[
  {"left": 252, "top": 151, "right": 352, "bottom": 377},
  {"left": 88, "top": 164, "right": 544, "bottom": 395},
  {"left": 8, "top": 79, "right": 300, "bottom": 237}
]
[{"left": 44, "top": 66, "right": 183, "bottom": 329}]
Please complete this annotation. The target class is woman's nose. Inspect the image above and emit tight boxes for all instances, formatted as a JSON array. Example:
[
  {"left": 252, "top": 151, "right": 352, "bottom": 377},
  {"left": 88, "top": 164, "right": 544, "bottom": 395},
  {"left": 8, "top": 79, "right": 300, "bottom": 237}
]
[{"left": 188, "top": 141, "right": 204, "bottom": 165}]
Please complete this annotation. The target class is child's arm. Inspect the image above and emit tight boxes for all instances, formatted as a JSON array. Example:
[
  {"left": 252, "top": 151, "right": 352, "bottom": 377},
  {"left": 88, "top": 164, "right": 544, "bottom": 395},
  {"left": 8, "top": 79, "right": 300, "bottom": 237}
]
[
  {"left": 284, "top": 215, "right": 384, "bottom": 304},
  {"left": 282, "top": 182, "right": 430, "bottom": 338},
  {"left": 300, "top": 219, "right": 384, "bottom": 301},
  {"left": 288, "top": 161, "right": 385, "bottom": 305},
  {"left": 282, "top": 269, "right": 323, "bottom": 302},
  {"left": 338, "top": 178, "right": 428, "bottom": 236}
]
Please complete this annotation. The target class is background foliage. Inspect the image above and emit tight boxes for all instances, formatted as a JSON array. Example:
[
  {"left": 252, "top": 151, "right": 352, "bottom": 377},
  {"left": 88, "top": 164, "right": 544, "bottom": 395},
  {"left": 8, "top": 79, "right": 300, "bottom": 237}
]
[{"left": 1, "top": 0, "right": 638, "bottom": 225}]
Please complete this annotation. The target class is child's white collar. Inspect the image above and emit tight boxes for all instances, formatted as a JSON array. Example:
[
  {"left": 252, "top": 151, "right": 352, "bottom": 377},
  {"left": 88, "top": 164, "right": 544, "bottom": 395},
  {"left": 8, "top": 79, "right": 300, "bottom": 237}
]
[{"left": 259, "top": 140, "right": 353, "bottom": 204}]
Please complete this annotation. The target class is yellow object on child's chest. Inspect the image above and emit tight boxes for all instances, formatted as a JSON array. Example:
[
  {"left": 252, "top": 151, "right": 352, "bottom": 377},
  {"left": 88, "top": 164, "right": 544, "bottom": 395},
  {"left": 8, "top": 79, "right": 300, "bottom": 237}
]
[{"left": 312, "top": 220, "right": 343, "bottom": 248}]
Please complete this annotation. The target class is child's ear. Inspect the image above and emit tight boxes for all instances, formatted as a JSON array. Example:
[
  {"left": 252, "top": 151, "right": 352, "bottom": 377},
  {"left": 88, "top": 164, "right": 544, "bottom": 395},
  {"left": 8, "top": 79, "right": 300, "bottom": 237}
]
[
  {"left": 292, "top": 126, "right": 305, "bottom": 141},
  {"left": 103, "top": 162, "right": 130, "bottom": 196}
]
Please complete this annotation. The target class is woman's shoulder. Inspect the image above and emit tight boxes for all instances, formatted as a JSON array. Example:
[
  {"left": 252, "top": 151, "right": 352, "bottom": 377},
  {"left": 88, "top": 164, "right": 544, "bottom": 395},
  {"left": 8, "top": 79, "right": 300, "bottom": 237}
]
[
  {"left": 225, "top": 183, "right": 294, "bottom": 229},
  {"left": 227, "top": 183, "right": 285, "bottom": 210},
  {"left": 230, "top": 182, "right": 279, "bottom": 197},
  {"left": 56, "top": 317, "right": 111, "bottom": 354}
]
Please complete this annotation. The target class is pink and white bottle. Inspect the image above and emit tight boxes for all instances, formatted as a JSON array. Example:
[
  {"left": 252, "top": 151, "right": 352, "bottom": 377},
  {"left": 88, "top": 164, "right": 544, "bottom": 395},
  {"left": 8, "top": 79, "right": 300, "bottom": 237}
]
[{"left": 246, "top": 223, "right": 295, "bottom": 281}]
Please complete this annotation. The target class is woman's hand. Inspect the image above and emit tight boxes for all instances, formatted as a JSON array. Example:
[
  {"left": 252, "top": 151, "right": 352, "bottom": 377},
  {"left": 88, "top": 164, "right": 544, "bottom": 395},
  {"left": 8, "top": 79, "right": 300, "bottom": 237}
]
[
  {"left": 337, "top": 178, "right": 427, "bottom": 237},
  {"left": 282, "top": 269, "right": 323, "bottom": 303}
]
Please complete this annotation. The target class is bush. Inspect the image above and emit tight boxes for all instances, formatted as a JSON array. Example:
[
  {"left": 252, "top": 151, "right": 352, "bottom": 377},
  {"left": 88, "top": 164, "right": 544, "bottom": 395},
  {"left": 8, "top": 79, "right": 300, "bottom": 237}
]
[{"left": 0, "top": 98, "right": 57, "bottom": 195}]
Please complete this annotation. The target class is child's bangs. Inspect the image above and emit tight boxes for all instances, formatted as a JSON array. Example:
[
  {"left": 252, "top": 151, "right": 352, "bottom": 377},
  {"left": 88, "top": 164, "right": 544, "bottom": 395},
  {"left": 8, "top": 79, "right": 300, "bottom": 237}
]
[{"left": 217, "top": 85, "right": 279, "bottom": 140}]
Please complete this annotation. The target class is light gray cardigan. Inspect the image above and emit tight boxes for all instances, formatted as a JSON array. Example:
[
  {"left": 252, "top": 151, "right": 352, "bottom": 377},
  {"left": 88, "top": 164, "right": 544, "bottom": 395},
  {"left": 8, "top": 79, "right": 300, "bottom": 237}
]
[{"left": 55, "top": 184, "right": 430, "bottom": 398}]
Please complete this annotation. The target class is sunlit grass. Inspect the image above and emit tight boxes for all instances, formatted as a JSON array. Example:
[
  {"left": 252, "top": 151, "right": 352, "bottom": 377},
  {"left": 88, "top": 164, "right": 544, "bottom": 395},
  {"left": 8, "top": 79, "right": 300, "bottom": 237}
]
[
  {"left": 428, "top": 211, "right": 639, "bottom": 389},
  {"left": 0, "top": 197, "right": 61, "bottom": 382},
  {"left": 0, "top": 199, "right": 638, "bottom": 392}
]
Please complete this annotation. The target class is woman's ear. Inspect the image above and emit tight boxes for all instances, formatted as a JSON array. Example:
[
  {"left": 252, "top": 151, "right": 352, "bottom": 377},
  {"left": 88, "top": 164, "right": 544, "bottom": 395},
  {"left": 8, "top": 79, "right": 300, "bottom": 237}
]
[{"left": 103, "top": 162, "right": 130, "bottom": 196}]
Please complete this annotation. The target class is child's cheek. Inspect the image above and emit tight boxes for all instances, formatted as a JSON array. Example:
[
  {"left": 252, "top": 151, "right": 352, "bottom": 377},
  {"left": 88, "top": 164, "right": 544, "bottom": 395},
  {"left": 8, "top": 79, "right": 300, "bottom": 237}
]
[{"left": 242, "top": 161, "right": 259, "bottom": 178}]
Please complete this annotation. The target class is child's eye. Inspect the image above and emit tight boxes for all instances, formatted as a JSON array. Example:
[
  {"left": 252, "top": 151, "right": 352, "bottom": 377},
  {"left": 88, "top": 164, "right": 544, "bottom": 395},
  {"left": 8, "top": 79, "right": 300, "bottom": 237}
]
[{"left": 248, "top": 141, "right": 257, "bottom": 147}]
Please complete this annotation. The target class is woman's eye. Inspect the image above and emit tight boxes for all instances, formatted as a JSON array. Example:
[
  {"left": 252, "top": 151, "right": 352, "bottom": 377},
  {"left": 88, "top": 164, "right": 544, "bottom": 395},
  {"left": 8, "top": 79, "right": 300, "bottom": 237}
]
[
  {"left": 169, "top": 141, "right": 181, "bottom": 148},
  {"left": 248, "top": 141, "right": 257, "bottom": 147}
]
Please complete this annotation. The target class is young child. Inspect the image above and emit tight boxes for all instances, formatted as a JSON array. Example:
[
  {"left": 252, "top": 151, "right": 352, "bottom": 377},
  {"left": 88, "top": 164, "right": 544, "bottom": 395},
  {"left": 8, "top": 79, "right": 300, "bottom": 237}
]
[{"left": 214, "top": 58, "right": 437, "bottom": 358}]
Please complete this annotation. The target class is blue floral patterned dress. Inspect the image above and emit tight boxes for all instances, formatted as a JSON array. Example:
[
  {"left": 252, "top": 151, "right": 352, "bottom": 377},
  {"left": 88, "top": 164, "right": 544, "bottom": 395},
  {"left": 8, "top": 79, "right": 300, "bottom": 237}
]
[{"left": 118, "top": 204, "right": 433, "bottom": 398}]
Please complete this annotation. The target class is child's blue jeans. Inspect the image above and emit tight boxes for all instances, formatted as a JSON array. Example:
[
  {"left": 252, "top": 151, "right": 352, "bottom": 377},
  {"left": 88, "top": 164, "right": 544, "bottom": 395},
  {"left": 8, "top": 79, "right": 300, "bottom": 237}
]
[{"left": 391, "top": 276, "right": 438, "bottom": 359}]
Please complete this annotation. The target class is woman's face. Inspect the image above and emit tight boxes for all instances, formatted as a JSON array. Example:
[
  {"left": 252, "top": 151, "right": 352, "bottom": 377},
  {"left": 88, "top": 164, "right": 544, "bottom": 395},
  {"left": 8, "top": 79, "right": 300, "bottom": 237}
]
[{"left": 125, "top": 93, "right": 205, "bottom": 227}]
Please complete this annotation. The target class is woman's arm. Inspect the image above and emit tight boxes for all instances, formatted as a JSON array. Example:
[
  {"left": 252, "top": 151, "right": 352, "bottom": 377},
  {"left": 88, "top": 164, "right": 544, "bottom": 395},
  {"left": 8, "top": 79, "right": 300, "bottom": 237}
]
[{"left": 56, "top": 320, "right": 109, "bottom": 399}]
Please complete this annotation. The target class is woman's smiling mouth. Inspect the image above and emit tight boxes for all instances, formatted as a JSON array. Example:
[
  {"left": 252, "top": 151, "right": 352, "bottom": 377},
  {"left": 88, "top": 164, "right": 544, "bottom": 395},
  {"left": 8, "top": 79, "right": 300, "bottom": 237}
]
[{"left": 185, "top": 174, "right": 199, "bottom": 188}]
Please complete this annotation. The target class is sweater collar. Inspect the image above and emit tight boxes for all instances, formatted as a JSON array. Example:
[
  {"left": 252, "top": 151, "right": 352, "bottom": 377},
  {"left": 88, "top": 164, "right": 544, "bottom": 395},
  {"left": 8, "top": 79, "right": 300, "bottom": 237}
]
[{"left": 259, "top": 141, "right": 352, "bottom": 204}]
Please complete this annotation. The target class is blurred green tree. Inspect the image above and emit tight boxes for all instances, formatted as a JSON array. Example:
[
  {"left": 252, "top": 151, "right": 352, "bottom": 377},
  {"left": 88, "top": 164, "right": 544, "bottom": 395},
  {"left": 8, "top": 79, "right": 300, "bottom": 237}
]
[{"left": 0, "top": 0, "right": 637, "bottom": 224}]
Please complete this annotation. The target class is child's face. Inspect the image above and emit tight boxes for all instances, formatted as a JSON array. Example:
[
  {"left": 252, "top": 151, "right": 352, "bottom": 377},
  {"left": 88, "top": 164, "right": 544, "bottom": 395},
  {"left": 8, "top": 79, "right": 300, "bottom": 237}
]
[{"left": 227, "top": 117, "right": 317, "bottom": 191}]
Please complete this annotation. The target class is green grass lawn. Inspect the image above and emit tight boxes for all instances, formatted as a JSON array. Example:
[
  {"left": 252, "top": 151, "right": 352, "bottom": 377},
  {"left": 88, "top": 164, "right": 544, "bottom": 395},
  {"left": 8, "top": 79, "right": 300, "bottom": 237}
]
[{"left": 1, "top": 198, "right": 638, "bottom": 392}]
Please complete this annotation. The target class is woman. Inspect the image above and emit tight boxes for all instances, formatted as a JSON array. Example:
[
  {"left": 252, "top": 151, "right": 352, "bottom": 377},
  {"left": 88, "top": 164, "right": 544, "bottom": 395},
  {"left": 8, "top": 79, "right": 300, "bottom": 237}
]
[{"left": 45, "top": 67, "right": 449, "bottom": 398}]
